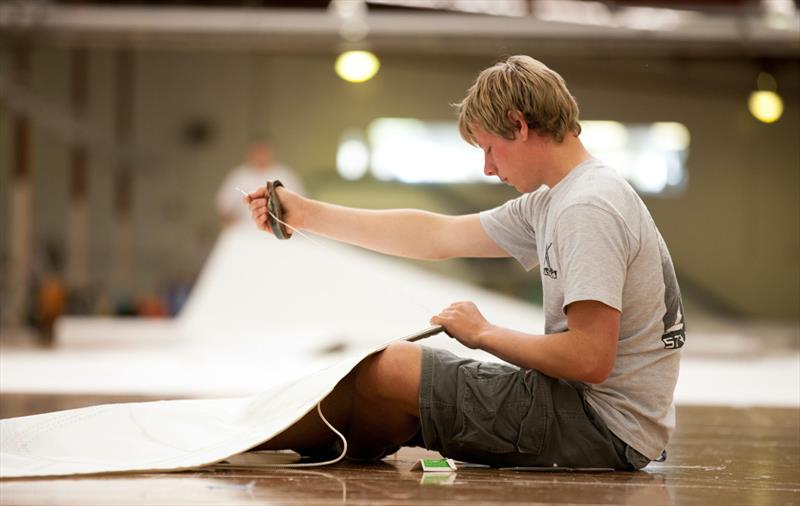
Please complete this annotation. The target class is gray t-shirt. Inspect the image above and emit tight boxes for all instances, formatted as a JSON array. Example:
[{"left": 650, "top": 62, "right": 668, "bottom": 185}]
[{"left": 480, "top": 158, "right": 685, "bottom": 460}]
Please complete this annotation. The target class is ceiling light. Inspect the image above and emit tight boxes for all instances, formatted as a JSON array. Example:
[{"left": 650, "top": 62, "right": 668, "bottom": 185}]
[
  {"left": 335, "top": 50, "right": 380, "bottom": 83},
  {"left": 749, "top": 71, "right": 784, "bottom": 123},
  {"left": 749, "top": 90, "right": 784, "bottom": 123}
]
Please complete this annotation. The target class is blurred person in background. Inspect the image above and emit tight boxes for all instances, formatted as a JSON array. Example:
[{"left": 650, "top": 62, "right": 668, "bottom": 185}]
[
  {"left": 31, "top": 241, "right": 68, "bottom": 345},
  {"left": 216, "top": 137, "right": 305, "bottom": 227}
]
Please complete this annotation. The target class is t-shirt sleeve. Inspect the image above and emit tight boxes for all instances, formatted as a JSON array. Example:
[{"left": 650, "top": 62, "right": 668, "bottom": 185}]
[
  {"left": 555, "top": 203, "right": 631, "bottom": 312},
  {"left": 479, "top": 193, "right": 539, "bottom": 271}
]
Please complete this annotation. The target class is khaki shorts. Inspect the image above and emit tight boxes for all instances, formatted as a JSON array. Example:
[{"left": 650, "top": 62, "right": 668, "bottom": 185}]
[{"left": 414, "top": 346, "right": 649, "bottom": 470}]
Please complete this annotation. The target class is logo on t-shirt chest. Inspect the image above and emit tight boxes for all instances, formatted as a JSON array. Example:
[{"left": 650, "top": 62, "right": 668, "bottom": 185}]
[{"left": 543, "top": 242, "right": 558, "bottom": 279}]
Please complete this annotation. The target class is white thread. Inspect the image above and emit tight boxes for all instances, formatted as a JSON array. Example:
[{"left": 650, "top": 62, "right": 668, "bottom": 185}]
[
  {"left": 216, "top": 402, "right": 347, "bottom": 468},
  {"left": 281, "top": 402, "right": 347, "bottom": 468}
]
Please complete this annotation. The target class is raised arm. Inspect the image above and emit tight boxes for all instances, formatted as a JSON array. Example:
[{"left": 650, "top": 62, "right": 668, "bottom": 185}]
[{"left": 245, "top": 185, "right": 509, "bottom": 260}]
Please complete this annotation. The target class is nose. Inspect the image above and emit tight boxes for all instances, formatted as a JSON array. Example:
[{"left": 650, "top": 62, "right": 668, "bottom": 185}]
[{"left": 483, "top": 154, "right": 496, "bottom": 176}]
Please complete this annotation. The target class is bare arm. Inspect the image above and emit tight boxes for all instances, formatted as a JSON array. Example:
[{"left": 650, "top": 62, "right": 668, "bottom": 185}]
[
  {"left": 431, "top": 299, "right": 620, "bottom": 383},
  {"left": 246, "top": 186, "right": 509, "bottom": 260}
]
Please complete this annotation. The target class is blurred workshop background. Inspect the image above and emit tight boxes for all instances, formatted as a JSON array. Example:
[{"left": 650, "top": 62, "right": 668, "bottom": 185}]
[
  {"left": 0, "top": 0, "right": 797, "bottom": 368},
  {"left": 1, "top": 4, "right": 799, "bottom": 505}
]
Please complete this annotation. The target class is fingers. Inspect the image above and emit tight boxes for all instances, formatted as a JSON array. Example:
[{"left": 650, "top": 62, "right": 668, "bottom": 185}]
[
  {"left": 244, "top": 187, "right": 266, "bottom": 203},
  {"left": 430, "top": 306, "right": 459, "bottom": 325},
  {"left": 241, "top": 188, "right": 265, "bottom": 207},
  {"left": 429, "top": 315, "right": 453, "bottom": 339},
  {"left": 241, "top": 186, "right": 295, "bottom": 237},
  {"left": 244, "top": 187, "right": 271, "bottom": 230},
  {"left": 256, "top": 213, "right": 270, "bottom": 232},
  {"left": 447, "top": 301, "right": 474, "bottom": 309},
  {"left": 242, "top": 187, "right": 271, "bottom": 232},
  {"left": 432, "top": 302, "right": 473, "bottom": 318},
  {"left": 249, "top": 198, "right": 267, "bottom": 217},
  {"left": 430, "top": 300, "right": 479, "bottom": 329},
  {"left": 249, "top": 199, "right": 267, "bottom": 222},
  {"left": 431, "top": 301, "right": 470, "bottom": 320}
]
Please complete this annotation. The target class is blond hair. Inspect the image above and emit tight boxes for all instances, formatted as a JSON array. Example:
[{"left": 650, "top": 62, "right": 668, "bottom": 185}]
[{"left": 456, "top": 55, "right": 581, "bottom": 144}]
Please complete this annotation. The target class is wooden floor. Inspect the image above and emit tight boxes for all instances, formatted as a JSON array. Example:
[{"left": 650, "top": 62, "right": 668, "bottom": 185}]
[{"left": 1, "top": 395, "right": 798, "bottom": 506}]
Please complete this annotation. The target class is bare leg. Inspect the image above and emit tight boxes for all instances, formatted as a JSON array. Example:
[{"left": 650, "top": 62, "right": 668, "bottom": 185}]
[
  {"left": 347, "top": 341, "right": 422, "bottom": 457},
  {"left": 253, "top": 341, "right": 423, "bottom": 458}
]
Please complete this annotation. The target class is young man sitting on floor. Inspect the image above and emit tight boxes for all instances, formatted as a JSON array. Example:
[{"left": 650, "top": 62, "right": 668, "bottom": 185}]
[{"left": 245, "top": 55, "right": 685, "bottom": 470}]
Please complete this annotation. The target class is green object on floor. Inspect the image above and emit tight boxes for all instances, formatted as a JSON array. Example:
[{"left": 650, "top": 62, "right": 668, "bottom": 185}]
[{"left": 415, "top": 458, "right": 457, "bottom": 472}]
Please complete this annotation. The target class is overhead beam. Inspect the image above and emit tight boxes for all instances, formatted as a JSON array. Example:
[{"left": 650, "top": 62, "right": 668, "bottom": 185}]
[{"left": 0, "top": 4, "right": 797, "bottom": 56}]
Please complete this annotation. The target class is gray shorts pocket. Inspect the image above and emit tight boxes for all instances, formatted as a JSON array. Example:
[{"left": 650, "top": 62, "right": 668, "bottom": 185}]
[
  {"left": 514, "top": 370, "right": 548, "bottom": 455},
  {"left": 451, "top": 364, "right": 546, "bottom": 456}
]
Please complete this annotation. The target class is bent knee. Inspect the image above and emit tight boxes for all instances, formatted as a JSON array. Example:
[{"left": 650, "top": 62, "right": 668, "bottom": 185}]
[
  {"left": 381, "top": 340, "right": 422, "bottom": 369},
  {"left": 355, "top": 341, "right": 422, "bottom": 404}
]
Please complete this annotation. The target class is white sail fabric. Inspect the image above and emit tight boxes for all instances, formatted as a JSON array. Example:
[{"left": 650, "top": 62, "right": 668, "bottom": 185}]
[
  {"left": 0, "top": 225, "right": 541, "bottom": 397},
  {"left": 0, "top": 224, "right": 546, "bottom": 478},
  {"left": 63, "top": 224, "right": 545, "bottom": 350},
  {"left": 0, "top": 345, "right": 378, "bottom": 478}
]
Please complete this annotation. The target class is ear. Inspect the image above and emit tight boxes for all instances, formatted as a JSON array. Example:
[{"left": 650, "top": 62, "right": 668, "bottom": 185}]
[{"left": 507, "top": 110, "right": 529, "bottom": 141}]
